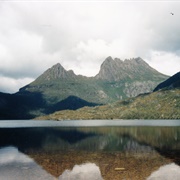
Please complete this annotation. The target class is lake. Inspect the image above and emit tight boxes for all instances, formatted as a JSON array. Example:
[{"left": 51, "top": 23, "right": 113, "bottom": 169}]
[{"left": 0, "top": 120, "right": 179, "bottom": 180}]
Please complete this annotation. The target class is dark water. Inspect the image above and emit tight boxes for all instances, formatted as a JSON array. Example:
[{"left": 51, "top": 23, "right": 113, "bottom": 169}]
[{"left": 0, "top": 120, "right": 180, "bottom": 180}]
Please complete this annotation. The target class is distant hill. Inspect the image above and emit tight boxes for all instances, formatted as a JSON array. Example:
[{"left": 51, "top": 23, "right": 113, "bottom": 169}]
[{"left": 0, "top": 56, "right": 168, "bottom": 119}]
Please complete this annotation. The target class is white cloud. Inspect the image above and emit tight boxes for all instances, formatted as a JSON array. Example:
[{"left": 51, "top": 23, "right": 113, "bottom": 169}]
[
  {"left": 146, "top": 51, "right": 180, "bottom": 76},
  {"left": 71, "top": 38, "right": 144, "bottom": 76}
]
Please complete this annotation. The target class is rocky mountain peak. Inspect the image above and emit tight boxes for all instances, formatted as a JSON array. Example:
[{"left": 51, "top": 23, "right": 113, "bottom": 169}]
[
  {"left": 52, "top": 62, "right": 63, "bottom": 69},
  {"left": 131, "top": 57, "right": 150, "bottom": 67},
  {"left": 101, "top": 56, "right": 123, "bottom": 66},
  {"left": 95, "top": 57, "right": 124, "bottom": 81},
  {"left": 95, "top": 56, "right": 166, "bottom": 81},
  {"left": 51, "top": 63, "right": 65, "bottom": 74},
  {"left": 35, "top": 63, "right": 76, "bottom": 82},
  {"left": 103, "top": 56, "right": 113, "bottom": 63}
]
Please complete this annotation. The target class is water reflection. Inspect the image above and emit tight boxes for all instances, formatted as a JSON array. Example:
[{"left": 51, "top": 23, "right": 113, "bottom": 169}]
[
  {"left": 0, "top": 146, "right": 32, "bottom": 164},
  {"left": 59, "top": 163, "right": 103, "bottom": 180},
  {"left": 0, "top": 146, "right": 53, "bottom": 180},
  {"left": 147, "top": 163, "right": 180, "bottom": 180},
  {"left": 0, "top": 126, "right": 179, "bottom": 179},
  {"left": 0, "top": 127, "right": 179, "bottom": 152},
  {"left": 0, "top": 146, "right": 104, "bottom": 180}
]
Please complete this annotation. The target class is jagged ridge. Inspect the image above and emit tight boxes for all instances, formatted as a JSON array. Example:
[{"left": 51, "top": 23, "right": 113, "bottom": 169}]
[{"left": 95, "top": 56, "right": 166, "bottom": 81}]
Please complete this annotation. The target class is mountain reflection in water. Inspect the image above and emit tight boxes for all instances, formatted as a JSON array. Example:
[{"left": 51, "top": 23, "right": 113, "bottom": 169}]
[{"left": 0, "top": 125, "right": 179, "bottom": 179}]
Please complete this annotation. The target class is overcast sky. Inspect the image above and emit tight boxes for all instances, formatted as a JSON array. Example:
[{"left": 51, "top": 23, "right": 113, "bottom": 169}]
[{"left": 0, "top": 1, "right": 180, "bottom": 93}]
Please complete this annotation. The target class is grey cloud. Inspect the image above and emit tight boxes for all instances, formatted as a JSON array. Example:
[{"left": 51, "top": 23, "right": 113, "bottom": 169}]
[
  {"left": 143, "top": 3, "right": 180, "bottom": 53},
  {"left": 0, "top": 1, "right": 180, "bottom": 93}
]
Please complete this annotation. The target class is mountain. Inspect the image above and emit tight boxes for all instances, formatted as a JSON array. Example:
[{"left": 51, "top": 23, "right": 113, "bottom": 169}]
[
  {"left": 154, "top": 72, "right": 180, "bottom": 91},
  {"left": 0, "top": 57, "right": 168, "bottom": 119},
  {"left": 20, "top": 57, "right": 168, "bottom": 103}
]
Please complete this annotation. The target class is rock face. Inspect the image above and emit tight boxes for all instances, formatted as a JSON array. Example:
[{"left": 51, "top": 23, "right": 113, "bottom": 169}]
[
  {"left": 0, "top": 56, "right": 169, "bottom": 119},
  {"left": 123, "top": 81, "right": 156, "bottom": 98},
  {"left": 154, "top": 72, "right": 180, "bottom": 91},
  {"left": 95, "top": 56, "right": 168, "bottom": 97}
]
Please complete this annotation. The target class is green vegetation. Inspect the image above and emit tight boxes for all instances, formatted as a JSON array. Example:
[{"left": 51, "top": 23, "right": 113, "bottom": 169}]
[{"left": 37, "top": 88, "right": 180, "bottom": 120}]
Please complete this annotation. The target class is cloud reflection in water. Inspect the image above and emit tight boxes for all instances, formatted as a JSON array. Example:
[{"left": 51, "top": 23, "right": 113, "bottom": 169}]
[
  {"left": 147, "top": 163, "right": 180, "bottom": 180},
  {"left": 0, "top": 146, "right": 103, "bottom": 180},
  {"left": 0, "top": 146, "right": 53, "bottom": 180},
  {"left": 59, "top": 163, "right": 103, "bottom": 180}
]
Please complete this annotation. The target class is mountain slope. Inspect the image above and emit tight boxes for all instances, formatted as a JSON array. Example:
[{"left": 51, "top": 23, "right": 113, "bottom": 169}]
[
  {"left": 0, "top": 91, "right": 45, "bottom": 119},
  {"left": 37, "top": 88, "right": 180, "bottom": 120},
  {"left": 154, "top": 71, "right": 180, "bottom": 91},
  {"left": 37, "top": 72, "right": 179, "bottom": 120}
]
